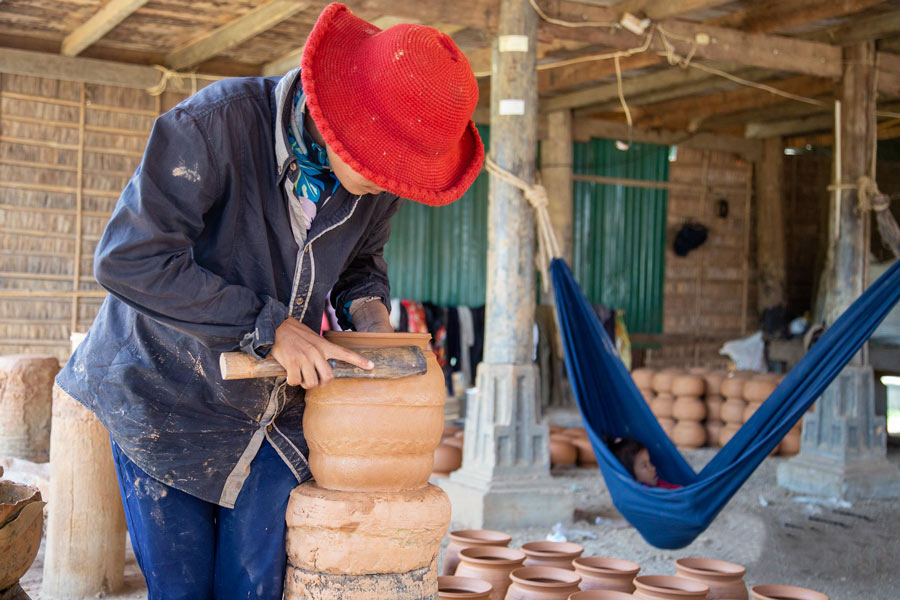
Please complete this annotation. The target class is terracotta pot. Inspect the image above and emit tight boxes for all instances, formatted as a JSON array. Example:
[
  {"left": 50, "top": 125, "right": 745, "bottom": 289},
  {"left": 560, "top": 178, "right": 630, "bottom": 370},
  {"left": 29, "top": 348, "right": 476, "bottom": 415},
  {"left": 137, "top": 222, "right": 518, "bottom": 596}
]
[
  {"left": 672, "top": 421, "right": 706, "bottom": 449},
  {"left": 705, "top": 396, "right": 723, "bottom": 421},
  {"left": 720, "top": 398, "right": 746, "bottom": 424},
  {"left": 439, "top": 575, "right": 493, "bottom": 599},
  {"left": 521, "top": 541, "right": 584, "bottom": 570},
  {"left": 750, "top": 585, "right": 829, "bottom": 600},
  {"left": 779, "top": 431, "right": 801, "bottom": 456},
  {"left": 742, "top": 401, "right": 762, "bottom": 423},
  {"left": 454, "top": 545, "right": 526, "bottom": 600},
  {"left": 632, "top": 368, "right": 655, "bottom": 391},
  {"left": 564, "top": 427, "right": 588, "bottom": 440},
  {"left": 720, "top": 377, "right": 746, "bottom": 400},
  {"left": 443, "top": 529, "right": 512, "bottom": 576},
  {"left": 704, "top": 372, "right": 726, "bottom": 396},
  {"left": 688, "top": 367, "right": 710, "bottom": 375},
  {"left": 718, "top": 423, "right": 742, "bottom": 446},
  {"left": 657, "top": 418, "right": 675, "bottom": 437},
  {"left": 672, "top": 397, "right": 706, "bottom": 421},
  {"left": 550, "top": 439, "right": 578, "bottom": 468},
  {"left": 571, "top": 557, "right": 639, "bottom": 593},
  {"left": 444, "top": 436, "right": 465, "bottom": 450},
  {"left": 549, "top": 425, "right": 567, "bottom": 435},
  {"left": 641, "top": 390, "right": 656, "bottom": 404},
  {"left": 0, "top": 482, "right": 44, "bottom": 589},
  {"left": 434, "top": 443, "right": 463, "bottom": 476},
  {"left": 570, "top": 438, "right": 597, "bottom": 467},
  {"left": 671, "top": 376, "right": 705, "bottom": 397},
  {"left": 651, "top": 395, "right": 674, "bottom": 419},
  {"left": 506, "top": 567, "right": 582, "bottom": 600},
  {"left": 674, "top": 558, "right": 748, "bottom": 600},
  {"left": 651, "top": 371, "right": 676, "bottom": 394},
  {"left": 304, "top": 332, "right": 444, "bottom": 491},
  {"left": 568, "top": 592, "right": 635, "bottom": 600},
  {"left": 743, "top": 379, "right": 777, "bottom": 403},
  {"left": 444, "top": 423, "right": 463, "bottom": 437},
  {"left": 632, "top": 575, "right": 709, "bottom": 600},
  {"left": 706, "top": 422, "right": 722, "bottom": 448}
]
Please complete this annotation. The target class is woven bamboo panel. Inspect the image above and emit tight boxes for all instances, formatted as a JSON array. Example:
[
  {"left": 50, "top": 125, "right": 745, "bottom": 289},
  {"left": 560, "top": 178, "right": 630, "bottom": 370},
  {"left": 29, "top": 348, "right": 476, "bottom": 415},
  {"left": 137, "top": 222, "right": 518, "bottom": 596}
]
[{"left": 0, "top": 72, "right": 186, "bottom": 361}]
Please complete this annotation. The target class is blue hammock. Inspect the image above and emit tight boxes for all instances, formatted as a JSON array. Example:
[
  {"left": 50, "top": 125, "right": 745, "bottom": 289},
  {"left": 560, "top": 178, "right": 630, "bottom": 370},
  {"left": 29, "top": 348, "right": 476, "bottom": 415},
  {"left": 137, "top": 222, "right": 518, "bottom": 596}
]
[{"left": 550, "top": 257, "right": 900, "bottom": 549}]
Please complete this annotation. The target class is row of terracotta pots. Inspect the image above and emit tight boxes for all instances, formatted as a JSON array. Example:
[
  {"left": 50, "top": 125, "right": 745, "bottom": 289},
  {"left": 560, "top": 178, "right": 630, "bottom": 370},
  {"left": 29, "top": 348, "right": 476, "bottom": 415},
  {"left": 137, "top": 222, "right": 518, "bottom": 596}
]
[{"left": 549, "top": 427, "right": 597, "bottom": 468}]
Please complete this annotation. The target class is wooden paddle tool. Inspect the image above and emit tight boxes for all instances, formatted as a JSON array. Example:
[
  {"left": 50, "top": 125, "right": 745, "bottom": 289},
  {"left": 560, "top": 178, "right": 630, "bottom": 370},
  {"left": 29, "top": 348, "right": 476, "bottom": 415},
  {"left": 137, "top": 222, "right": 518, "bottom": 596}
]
[{"left": 219, "top": 346, "right": 427, "bottom": 380}]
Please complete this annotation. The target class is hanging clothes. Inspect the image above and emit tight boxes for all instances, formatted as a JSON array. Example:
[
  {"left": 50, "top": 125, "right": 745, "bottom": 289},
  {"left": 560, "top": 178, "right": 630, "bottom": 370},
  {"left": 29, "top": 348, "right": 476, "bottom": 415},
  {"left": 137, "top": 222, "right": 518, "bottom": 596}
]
[{"left": 457, "top": 306, "right": 475, "bottom": 387}]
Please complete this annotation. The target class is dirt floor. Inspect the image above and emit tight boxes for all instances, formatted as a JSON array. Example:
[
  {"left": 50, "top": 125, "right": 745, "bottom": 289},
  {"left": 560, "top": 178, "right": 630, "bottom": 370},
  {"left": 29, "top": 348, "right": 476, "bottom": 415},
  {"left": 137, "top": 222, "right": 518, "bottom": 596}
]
[{"left": 14, "top": 446, "right": 900, "bottom": 599}]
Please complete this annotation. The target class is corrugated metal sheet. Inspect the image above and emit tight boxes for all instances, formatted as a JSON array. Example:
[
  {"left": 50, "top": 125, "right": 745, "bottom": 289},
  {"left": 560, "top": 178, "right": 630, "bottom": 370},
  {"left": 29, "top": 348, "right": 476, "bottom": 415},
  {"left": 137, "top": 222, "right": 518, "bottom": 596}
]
[
  {"left": 572, "top": 139, "right": 668, "bottom": 334},
  {"left": 383, "top": 127, "right": 489, "bottom": 306}
]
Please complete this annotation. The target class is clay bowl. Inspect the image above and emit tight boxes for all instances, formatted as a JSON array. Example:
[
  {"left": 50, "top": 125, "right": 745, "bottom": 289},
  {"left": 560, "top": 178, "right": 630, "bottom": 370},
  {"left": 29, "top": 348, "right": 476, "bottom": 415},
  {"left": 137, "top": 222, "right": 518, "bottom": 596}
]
[
  {"left": 572, "top": 557, "right": 640, "bottom": 593},
  {"left": 568, "top": 591, "right": 635, "bottom": 600},
  {"left": 454, "top": 546, "right": 526, "bottom": 600},
  {"left": 632, "top": 575, "right": 710, "bottom": 600},
  {"left": 0, "top": 482, "right": 44, "bottom": 589},
  {"left": 438, "top": 575, "right": 493, "bottom": 599},
  {"left": 442, "top": 529, "right": 512, "bottom": 576},
  {"left": 750, "top": 585, "right": 829, "bottom": 600},
  {"left": 506, "top": 566, "right": 582, "bottom": 600},
  {"left": 674, "top": 558, "right": 748, "bottom": 600},
  {"left": 521, "top": 541, "right": 584, "bottom": 570}
]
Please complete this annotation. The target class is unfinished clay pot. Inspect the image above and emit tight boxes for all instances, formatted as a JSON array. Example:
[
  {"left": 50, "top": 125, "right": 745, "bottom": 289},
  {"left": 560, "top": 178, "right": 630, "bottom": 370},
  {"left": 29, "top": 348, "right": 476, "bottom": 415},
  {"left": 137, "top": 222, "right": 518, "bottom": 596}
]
[
  {"left": 779, "top": 431, "right": 801, "bottom": 456},
  {"left": 550, "top": 438, "right": 578, "bottom": 468},
  {"left": 718, "top": 423, "right": 742, "bottom": 446},
  {"left": 0, "top": 482, "right": 44, "bottom": 590},
  {"left": 671, "top": 376, "right": 705, "bottom": 398},
  {"left": 657, "top": 418, "right": 675, "bottom": 437},
  {"left": 750, "top": 585, "right": 829, "bottom": 600},
  {"left": 706, "top": 422, "right": 722, "bottom": 448},
  {"left": 672, "top": 421, "right": 707, "bottom": 449},
  {"left": 454, "top": 545, "right": 525, "bottom": 600},
  {"left": 720, "top": 377, "right": 747, "bottom": 399},
  {"left": 433, "top": 443, "right": 463, "bottom": 477},
  {"left": 631, "top": 368, "right": 655, "bottom": 391},
  {"left": 672, "top": 397, "right": 706, "bottom": 421},
  {"left": 743, "top": 379, "right": 778, "bottom": 403},
  {"left": 506, "top": 567, "right": 582, "bottom": 600},
  {"left": 705, "top": 396, "right": 723, "bottom": 421},
  {"left": 304, "top": 332, "right": 444, "bottom": 491},
  {"left": 521, "top": 541, "right": 584, "bottom": 570},
  {"left": 640, "top": 390, "right": 656, "bottom": 404},
  {"left": 571, "top": 557, "right": 639, "bottom": 593},
  {"left": 742, "top": 401, "right": 762, "bottom": 423},
  {"left": 674, "top": 558, "right": 748, "bottom": 600},
  {"left": 651, "top": 372, "right": 675, "bottom": 394},
  {"left": 563, "top": 427, "right": 589, "bottom": 440},
  {"left": 704, "top": 372, "right": 726, "bottom": 396},
  {"left": 651, "top": 395, "right": 674, "bottom": 419},
  {"left": 438, "top": 575, "right": 493, "bottom": 599},
  {"left": 442, "top": 529, "right": 513, "bottom": 576},
  {"left": 632, "top": 575, "right": 709, "bottom": 600},
  {"left": 570, "top": 438, "right": 597, "bottom": 467},
  {"left": 568, "top": 592, "right": 635, "bottom": 600},
  {"left": 720, "top": 398, "right": 747, "bottom": 424}
]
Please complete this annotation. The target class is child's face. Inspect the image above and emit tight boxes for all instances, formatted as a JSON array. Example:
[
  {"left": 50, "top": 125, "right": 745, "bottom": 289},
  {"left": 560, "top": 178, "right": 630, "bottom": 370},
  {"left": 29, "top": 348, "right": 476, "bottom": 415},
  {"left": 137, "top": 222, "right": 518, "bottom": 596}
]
[{"left": 634, "top": 448, "right": 658, "bottom": 486}]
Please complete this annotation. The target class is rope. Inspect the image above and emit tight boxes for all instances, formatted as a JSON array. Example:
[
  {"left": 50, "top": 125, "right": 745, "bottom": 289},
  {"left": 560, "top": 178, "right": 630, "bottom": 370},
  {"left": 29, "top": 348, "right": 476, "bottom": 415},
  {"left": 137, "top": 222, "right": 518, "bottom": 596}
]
[
  {"left": 145, "top": 65, "right": 221, "bottom": 97},
  {"left": 485, "top": 155, "right": 562, "bottom": 290}
]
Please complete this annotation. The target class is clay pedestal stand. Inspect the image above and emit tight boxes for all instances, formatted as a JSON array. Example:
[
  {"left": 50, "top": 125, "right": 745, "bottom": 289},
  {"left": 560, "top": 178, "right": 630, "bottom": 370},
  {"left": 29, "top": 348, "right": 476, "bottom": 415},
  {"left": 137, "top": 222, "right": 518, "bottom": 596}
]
[
  {"left": 0, "top": 355, "right": 59, "bottom": 463},
  {"left": 285, "top": 332, "right": 450, "bottom": 600},
  {"left": 42, "top": 386, "right": 126, "bottom": 598}
]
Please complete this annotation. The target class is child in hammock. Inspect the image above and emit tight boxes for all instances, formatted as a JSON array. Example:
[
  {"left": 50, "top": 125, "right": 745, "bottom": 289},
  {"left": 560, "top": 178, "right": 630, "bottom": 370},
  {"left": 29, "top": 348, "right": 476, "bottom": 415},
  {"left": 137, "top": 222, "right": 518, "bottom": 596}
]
[{"left": 608, "top": 437, "right": 681, "bottom": 489}]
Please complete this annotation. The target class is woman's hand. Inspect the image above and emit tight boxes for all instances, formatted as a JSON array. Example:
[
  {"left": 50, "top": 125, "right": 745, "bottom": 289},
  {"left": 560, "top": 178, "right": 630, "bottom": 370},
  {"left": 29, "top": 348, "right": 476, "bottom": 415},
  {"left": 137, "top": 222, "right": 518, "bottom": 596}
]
[{"left": 270, "top": 318, "right": 372, "bottom": 389}]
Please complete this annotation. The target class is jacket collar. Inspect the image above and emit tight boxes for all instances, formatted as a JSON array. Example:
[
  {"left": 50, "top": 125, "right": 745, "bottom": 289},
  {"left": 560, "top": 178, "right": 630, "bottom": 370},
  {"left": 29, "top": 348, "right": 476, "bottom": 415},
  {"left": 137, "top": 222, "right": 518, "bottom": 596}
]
[{"left": 273, "top": 67, "right": 301, "bottom": 187}]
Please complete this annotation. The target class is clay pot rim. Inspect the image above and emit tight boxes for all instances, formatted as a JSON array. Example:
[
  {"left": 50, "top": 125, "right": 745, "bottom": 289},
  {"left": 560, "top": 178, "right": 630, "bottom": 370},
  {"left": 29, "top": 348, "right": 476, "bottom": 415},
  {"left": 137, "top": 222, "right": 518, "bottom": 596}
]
[
  {"left": 750, "top": 584, "right": 829, "bottom": 600},
  {"left": 568, "top": 591, "right": 636, "bottom": 600},
  {"left": 437, "top": 575, "right": 493, "bottom": 597},
  {"left": 634, "top": 575, "right": 710, "bottom": 595},
  {"left": 572, "top": 556, "right": 640, "bottom": 576},
  {"left": 324, "top": 331, "right": 432, "bottom": 341},
  {"left": 521, "top": 541, "right": 585, "bottom": 557},
  {"left": 674, "top": 557, "right": 745, "bottom": 579},
  {"left": 509, "top": 566, "right": 582, "bottom": 587},
  {"left": 458, "top": 545, "right": 527, "bottom": 565},
  {"left": 449, "top": 529, "right": 513, "bottom": 545}
]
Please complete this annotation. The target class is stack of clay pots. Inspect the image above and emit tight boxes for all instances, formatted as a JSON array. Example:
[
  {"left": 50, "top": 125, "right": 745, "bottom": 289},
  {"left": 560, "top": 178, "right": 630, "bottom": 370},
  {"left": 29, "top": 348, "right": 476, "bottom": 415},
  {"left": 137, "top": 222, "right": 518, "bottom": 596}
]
[
  {"left": 670, "top": 374, "right": 707, "bottom": 449},
  {"left": 550, "top": 427, "right": 595, "bottom": 468},
  {"left": 648, "top": 369, "right": 677, "bottom": 437},
  {"left": 435, "top": 423, "right": 464, "bottom": 477},
  {"left": 703, "top": 371, "right": 726, "bottom": 448},
  {"left": 286, "top": 332, "right": 451, "bottom": 600},
  {"left": 719, "top": 373, "right": 750, "bottom": 447}
]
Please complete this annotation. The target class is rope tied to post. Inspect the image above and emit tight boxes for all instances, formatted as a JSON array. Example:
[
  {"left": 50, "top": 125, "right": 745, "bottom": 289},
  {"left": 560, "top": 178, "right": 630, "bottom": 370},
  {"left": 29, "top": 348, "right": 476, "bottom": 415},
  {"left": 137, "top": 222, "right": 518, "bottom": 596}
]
[
  {"left": 828, "top": 175, "right": 900, "bottom": 257},
  {"left": 485, "top": 155, "right": 562, "bottom": 291}
]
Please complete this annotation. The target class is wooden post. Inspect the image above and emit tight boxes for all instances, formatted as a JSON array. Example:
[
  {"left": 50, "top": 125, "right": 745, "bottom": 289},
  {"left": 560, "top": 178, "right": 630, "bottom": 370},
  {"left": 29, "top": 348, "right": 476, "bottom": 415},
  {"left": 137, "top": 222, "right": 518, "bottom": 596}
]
[
  {"left": 542, "top": 109, "right": 573, "bottom": 265},
  {"left": 755, "top": 136, "right": 788, "bottom": 335}
]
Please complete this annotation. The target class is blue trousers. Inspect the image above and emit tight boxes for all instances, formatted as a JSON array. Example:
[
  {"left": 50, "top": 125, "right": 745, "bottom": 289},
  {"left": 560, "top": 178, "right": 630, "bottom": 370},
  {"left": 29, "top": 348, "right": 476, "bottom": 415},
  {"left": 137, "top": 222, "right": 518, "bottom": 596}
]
[{"left": 110, "top": 438, "right": 297, "bottom": 600}]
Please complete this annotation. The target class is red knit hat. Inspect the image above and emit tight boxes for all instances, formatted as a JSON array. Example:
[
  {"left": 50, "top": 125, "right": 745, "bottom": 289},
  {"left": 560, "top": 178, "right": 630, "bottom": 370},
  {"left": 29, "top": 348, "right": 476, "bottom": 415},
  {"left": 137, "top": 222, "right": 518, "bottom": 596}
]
[{"left": 301, "top": 3, "right": 484, "bottom": 206}]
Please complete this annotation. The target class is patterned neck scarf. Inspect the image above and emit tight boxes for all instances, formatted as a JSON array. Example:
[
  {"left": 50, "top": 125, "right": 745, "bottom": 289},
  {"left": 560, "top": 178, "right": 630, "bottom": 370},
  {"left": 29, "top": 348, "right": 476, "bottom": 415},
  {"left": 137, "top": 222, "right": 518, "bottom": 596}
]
[{"left": 287, "top": 87, "right": 340, "bottom": 204}]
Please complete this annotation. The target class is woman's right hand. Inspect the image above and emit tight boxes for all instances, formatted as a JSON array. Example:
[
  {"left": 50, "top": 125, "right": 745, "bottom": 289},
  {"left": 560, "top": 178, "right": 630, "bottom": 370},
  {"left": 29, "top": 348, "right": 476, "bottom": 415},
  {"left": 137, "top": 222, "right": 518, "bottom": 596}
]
[{"left": 270, "top": 318, "right": 373, "bottom": 389}]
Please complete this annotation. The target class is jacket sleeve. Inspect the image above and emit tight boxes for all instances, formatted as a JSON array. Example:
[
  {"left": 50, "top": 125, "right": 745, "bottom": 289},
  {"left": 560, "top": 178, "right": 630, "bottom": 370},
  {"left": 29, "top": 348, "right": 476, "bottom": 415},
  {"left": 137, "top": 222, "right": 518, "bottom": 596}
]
[
  {"left": 331, "top": 195, "right": 405, "bottom": 329},
  {"left": 93, "top": 107, "right": 287, "bottom": 357}
]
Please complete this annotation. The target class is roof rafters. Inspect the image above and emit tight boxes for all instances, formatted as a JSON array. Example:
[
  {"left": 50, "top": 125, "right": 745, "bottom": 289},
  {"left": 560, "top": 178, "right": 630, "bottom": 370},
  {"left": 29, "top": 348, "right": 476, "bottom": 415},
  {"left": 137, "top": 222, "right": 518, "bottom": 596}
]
[{"left": 61, "top": 0, "right": 150, "bottom": 57}]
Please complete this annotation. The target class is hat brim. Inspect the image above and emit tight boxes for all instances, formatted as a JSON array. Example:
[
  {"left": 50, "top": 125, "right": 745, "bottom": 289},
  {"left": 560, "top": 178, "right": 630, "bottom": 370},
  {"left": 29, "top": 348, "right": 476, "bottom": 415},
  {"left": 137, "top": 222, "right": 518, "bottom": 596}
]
[{"left": 301, "top": 3, "right": 485, "bottom": 206}]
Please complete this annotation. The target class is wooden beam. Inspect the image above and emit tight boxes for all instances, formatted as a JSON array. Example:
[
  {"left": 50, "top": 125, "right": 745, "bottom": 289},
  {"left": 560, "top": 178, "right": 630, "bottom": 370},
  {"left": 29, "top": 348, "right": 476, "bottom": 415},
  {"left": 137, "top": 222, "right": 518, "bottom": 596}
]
[
  {"left": 756, "top": 136, "right": 787, "bottom": 331},
  {"left": 710, "top": 0, "right": 884, "bottom": 34},
  {"left": 262, "top": 47, "right": 303, "bottom": 76},
  {"left": 699, "top": 98, "right": 828, "bottom": 132},
  {"left": 805, "top": 9, "right": 900, "bottom": 46},
  {"left": 0, "top": 47, "right": 219, "bottom": 94},
  {"left": 878, "top": 52, "right": 900, "bottom": 96},
  {"left": 612, "top": 0, "right": 733, "bottom": 20},
  {"left": 61, "top": 0, "right": 150, "bottom": 57},
  {"left": 571, "top": 118, "right": 762, "bottom": 161},
  {"left": 746, "top": 113, "right": 834, "bottom": 139},
  {"left": 538, "top": 52, "right": 659, "bottom": 93},
  {"left": 165, "top": 0, "right": 310, "bottom": 71}
]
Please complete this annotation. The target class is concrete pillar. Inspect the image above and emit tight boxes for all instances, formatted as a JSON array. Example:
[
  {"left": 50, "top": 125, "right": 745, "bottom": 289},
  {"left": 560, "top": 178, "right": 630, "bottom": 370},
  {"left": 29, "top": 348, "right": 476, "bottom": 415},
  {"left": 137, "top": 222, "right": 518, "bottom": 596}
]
[
  {"left": 438, "top": 0, "right": 574, "bottom": 529},
  {"left": 778, "top": 42, "right": 900, "bottom": 500},
  {"left": 43, "top": 385, "right": 125, "bottom": 597},
  {"left": 0, "top": 355, "right": 59, "bottom": 463}
]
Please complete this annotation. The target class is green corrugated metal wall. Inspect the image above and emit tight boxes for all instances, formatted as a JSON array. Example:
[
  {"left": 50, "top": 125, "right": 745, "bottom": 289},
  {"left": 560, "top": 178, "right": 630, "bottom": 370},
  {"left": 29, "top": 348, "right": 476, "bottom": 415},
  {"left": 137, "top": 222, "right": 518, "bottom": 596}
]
[
  {"left": 383, "top": 127, "right": 490, "bottom": 306},
  {"left": 572, "top": 140, "right": 669, "bottom": 334}
]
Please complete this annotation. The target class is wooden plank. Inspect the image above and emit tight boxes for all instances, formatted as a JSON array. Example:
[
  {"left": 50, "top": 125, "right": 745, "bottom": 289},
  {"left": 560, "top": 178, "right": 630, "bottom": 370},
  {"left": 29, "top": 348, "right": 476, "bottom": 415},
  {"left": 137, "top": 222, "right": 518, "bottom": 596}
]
[
  {"left": 165, "top": 0, "right": 310, "bottom": 71},
  {"left": 804, "top": 9, "right": 900, "bottom": 46},
  {"left": 711, "top": 0, "right": 884, "bottom": 34},
  {"left": 61, "top": 0, "right": 150, "bottom": 57},
  {"left": 755, "top": 137, "right": 787, "bottom": 328},
  {"left": 262, "top": 46, "right": 304, "bottom": 76},
  {"left": 538, "top": 52, "right": 659, "bottom": 94},
  {"left": 746, "top": 114, "right": 834, "bottom": 138},
  {"left": 612, "top": 0, "right": 733, "bottom": 20},
  {"left": 878, "top": 52, "right": 900, "bottom": 96}
]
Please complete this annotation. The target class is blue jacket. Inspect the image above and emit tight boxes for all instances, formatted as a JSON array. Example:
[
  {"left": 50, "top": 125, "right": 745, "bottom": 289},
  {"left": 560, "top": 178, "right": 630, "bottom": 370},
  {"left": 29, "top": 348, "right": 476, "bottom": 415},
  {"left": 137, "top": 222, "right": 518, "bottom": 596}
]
[{"left": 56, "top": 71, "right": 403, "bottom": 507}]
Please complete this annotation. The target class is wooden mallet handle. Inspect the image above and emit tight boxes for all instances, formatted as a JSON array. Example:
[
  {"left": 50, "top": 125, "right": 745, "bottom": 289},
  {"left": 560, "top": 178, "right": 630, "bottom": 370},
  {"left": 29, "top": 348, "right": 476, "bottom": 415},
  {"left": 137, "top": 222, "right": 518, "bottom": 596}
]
[{"left": 219, "top": 346, "right": 427, "bottom": 380}]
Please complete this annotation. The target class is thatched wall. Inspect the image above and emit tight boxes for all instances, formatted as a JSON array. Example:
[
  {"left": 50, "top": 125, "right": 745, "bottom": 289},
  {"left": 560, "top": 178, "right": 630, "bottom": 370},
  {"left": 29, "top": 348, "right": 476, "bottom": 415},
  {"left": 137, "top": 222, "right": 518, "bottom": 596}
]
[{"left": 0, "top": 72, "right": 184, "bottom": 361}]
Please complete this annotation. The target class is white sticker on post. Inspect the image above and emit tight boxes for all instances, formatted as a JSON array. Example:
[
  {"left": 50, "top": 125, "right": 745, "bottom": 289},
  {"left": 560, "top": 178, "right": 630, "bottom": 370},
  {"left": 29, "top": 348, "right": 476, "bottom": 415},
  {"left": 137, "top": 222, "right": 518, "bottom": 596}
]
[
  {"left": 499, "top": 35, "right": 529, "bottom": 53},
  {"left": 499, "top": 99, "right": 526, "bottom": 115}
]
